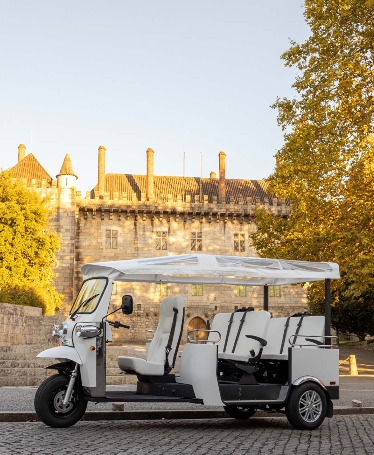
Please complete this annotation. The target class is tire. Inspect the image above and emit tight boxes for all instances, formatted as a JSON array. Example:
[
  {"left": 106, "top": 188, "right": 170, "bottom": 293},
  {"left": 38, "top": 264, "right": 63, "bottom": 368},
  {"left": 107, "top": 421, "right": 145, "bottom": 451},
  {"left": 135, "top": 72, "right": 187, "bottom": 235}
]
[
  {"left": 34, "top": 374, "right": 87, "bottom": 428},
  {"left": 286, "top": 382, "right": 327, "bottom": 430},
  {"left": 224, "top": 405, "right": 256, "bottom": 420}
]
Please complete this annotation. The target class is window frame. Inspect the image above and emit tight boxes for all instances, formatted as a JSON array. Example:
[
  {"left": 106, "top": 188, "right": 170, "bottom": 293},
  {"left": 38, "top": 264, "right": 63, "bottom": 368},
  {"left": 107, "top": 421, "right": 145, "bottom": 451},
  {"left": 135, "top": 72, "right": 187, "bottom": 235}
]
[
  {"left": 234, "top": 233, "right": 245, "bottom": 252},
  {"left": 105, "top": 229, "right": 118, "bottom": 249},
  {"left": 191, "top": 283, "right": 204, "bottom": 296},
  {"left": 191, "top": 231, "right": 203, "bottom": 251},
  {"left": 155, "top": 230, "right": 168, "bottom": 250},
  {"left": 234, "top": 285, "right": 247, "bottom": 297}
]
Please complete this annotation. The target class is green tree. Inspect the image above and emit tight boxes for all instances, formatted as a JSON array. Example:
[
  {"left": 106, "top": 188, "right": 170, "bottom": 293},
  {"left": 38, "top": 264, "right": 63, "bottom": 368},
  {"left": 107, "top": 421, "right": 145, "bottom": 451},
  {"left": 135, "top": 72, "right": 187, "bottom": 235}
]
[
  {"left": 331, "top": 295, "right": 374, "bottom": 341},
  {"left": 0, "top": 172, "right": 62, "bottom": 314},
  {"left": 251, "top": 0, "right": 374, "bottom": 334}
]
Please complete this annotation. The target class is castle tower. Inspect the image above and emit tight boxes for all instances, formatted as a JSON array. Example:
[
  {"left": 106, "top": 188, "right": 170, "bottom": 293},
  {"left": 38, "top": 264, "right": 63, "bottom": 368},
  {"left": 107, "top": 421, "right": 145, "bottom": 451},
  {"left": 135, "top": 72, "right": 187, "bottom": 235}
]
[
  {"left": 53, "top": 154, "right": 78, "bottom": 313},
  {"left": 98, "top": 145, "right": 106, "bottom": 198},
  {"left": 18, "top": 144, "right": 26, "bottom": 162},
  {"left": 56, "top": 154, "right": 78, "bottom": 189}
]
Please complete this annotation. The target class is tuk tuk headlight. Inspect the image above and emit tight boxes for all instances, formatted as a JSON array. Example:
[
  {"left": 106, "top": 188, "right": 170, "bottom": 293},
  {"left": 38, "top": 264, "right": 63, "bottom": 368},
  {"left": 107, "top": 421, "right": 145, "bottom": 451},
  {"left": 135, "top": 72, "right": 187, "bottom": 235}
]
[
  {"left": 52, "top": 324, "right": 63, "bottom": 337},
  {"left": 75, "top": 324, "right": 101, "bottom": 339}
]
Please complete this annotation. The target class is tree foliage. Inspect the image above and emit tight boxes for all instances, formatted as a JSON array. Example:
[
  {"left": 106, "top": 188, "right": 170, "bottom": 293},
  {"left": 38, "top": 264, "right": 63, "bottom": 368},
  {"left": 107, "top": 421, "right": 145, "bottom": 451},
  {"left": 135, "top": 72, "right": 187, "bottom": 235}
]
[
  {"left": 251, "top": 0, "right": 374, "bottom": 337},
  {"left": 0, "top": 172, "right": 62, "bottom": 314},
  {"left": 331, "top": 295, "right": 374, "bottom": 341}
]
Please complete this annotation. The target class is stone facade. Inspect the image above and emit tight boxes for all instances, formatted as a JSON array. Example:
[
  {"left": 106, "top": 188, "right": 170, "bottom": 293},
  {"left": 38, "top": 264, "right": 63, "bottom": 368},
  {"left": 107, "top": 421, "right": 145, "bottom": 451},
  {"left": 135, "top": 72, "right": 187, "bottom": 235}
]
[
  {"left": 5, "top": 144, "right": 309, "bottom": 344},
  {"left": 0, "top": 302, "right": 59, "bottom": 346}
]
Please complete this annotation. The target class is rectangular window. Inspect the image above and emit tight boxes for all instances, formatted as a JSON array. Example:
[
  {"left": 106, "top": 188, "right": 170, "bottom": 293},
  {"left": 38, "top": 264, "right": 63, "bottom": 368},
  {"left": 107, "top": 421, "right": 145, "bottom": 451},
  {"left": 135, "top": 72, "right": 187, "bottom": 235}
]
[
  {"left": 191, "top": 284, "right": 203, "bottom": 296},
  {"left": 155, "top": 283, "right": 168, "bottom": 296},
  {"left": 191, "top": 232, "right": 202, "bottom": 251},
  {"left": 105, "top": 229, "right": 118, "bottom": 249},
  {"left": 234, "top": 285, "right": 247, "bottom": 297},
  {"left": 156, "top": 231, "right": 168, "bottom": 250},
  {"left": 234, "top": 233, "right": 245, "bottom": 252},
  {"left": 269, "top": 285, "right": 281, "bottom": 297}
]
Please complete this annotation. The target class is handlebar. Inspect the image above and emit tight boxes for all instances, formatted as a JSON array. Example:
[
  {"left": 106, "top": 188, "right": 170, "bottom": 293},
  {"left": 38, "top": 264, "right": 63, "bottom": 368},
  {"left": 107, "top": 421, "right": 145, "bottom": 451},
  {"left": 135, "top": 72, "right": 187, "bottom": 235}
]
[{"left": 107, "top": 320, "right": 130, "bottom": 329}]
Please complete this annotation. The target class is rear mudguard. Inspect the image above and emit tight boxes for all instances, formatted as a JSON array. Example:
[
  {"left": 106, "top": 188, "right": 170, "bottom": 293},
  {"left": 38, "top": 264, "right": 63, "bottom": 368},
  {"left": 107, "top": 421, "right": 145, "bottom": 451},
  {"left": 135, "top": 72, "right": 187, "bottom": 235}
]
[{"left": 37, "top": 346, "right": 82, "bottom": 365}]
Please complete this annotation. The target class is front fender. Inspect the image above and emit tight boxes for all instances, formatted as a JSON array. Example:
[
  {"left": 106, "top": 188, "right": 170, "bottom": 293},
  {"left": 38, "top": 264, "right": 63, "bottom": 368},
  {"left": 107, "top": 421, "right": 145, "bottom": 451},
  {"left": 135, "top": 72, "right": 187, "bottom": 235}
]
[{"left": 37, "top": 346, "right": 82, "bottom": 365}]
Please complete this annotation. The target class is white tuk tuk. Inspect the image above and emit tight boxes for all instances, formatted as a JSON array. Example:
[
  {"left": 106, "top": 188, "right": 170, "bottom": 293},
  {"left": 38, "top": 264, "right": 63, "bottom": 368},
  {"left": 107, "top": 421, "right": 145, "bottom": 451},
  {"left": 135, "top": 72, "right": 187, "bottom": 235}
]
[{"left": 35, "top": 254, "right": 340, "bottom": 430}]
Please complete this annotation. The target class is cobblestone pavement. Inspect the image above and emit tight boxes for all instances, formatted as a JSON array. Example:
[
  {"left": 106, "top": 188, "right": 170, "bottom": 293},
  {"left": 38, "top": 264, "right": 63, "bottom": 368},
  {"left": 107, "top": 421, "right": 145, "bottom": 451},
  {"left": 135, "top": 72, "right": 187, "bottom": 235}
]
[{"left": 0, "top": 415, "right": 373, "bottom": 455}]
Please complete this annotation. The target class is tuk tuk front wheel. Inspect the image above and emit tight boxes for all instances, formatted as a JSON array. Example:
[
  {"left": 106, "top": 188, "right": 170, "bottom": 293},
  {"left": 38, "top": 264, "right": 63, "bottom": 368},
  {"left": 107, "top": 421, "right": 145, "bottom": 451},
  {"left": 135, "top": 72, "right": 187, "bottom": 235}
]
[
  {"left": 34, "top": 374, "right": 87, "bottom": 428},
  {"left": 224, "top": 405, "right": 256, "bottom": 419},
  {"left": 286, "top": 382, "right": 327, "bottom": 430}
]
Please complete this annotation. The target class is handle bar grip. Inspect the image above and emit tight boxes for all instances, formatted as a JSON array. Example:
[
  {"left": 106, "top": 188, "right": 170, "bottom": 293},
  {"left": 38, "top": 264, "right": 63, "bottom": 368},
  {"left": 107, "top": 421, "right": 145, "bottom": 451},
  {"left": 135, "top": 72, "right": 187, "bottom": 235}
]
[{"left": 108, "top": 321, "right": 130, "bottom": 329}]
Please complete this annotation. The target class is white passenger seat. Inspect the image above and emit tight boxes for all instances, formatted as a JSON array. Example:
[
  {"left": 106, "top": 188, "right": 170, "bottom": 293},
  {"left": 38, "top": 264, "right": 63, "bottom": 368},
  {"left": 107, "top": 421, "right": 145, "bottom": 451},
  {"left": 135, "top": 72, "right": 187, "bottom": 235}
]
[
  {"left": 208, "top": 309, "right": 271, "bottom": 362},
  {"left": 118, "top": 296, "right": 185, "bottom": 376}
]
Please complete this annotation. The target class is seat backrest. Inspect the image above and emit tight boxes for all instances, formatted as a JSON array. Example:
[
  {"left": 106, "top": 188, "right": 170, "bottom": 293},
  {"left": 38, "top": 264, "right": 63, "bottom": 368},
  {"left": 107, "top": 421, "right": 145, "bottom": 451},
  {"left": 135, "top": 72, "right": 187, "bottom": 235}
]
[
  {"left": 262, "top": 315, "right": 325, "bottom": 360},
  {"left": 208, "top": 310, "right": 271, "bottom": 362},
  {"left": 146, "top": 296, "right": 185, "bottom": 371},
  {"left": 208, "top": 312, "right": 231, "bottom": 352},
  {"left": 262, "top": 317, "right": 289, "bottom": 358},
  {"left": 289, "top": 315, "right": 325, "bottom": 346}
]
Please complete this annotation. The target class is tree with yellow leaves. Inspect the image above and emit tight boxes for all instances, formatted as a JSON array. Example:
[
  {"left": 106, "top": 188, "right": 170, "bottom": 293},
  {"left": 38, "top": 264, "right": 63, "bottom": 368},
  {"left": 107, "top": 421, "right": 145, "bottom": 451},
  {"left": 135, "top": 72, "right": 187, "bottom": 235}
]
[
  {"left": 0, "top": 172, "right": 63, "bottom": 314},
  {"left": 252, "top": 0, "right": 374, "bottom": 339}
]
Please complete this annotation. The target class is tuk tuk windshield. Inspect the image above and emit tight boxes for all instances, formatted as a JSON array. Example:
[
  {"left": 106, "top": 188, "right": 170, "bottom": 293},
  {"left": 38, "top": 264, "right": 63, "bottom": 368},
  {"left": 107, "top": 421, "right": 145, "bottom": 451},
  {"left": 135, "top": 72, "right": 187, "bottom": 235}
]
[{"left": 70, "top": 278, "right": 107, "bottom": 316}]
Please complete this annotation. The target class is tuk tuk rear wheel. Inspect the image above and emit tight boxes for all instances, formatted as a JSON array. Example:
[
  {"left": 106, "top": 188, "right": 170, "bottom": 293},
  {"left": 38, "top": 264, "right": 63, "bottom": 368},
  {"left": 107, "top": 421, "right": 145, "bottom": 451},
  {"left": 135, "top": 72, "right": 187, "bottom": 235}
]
[
  {"left": 286, "top": 382, "right": 327, "bottom": 430},
  {"left": 224, "top": 405, "right": 256, "bottom": 419},
  {"left": 34, "top": 374, "right": 87, "bottom": 428}
]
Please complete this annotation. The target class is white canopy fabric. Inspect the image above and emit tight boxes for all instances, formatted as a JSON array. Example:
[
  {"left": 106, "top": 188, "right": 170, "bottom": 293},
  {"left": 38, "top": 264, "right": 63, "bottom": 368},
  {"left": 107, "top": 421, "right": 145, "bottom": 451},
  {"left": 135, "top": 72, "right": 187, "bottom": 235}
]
[{"left": 81, "top": 254, "right": 340, "bottom": 286}]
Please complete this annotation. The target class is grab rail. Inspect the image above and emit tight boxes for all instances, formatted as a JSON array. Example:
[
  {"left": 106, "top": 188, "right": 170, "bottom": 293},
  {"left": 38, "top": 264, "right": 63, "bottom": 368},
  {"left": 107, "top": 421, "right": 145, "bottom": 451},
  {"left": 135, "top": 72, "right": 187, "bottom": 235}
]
[
  {"left": 187, "top": 329, "right": 221, "bottom": 344},
  {"left": 288, "top": 334, "right": 339, "bottom": 348}
]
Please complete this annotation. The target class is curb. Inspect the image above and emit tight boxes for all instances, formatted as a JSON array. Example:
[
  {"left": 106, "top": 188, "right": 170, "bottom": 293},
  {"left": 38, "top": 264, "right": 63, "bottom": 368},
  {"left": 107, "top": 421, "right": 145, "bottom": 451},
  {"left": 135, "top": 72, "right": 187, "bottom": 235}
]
[{"left": 1, "top": 408, "right": 373, "bottom": 423}]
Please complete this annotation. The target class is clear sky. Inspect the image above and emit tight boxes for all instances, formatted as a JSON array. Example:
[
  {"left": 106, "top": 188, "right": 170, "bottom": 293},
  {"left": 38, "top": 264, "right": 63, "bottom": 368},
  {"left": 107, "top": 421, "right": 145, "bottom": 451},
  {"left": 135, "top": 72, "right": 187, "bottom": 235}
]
[{"left": 0, "top": 0, "right": 310, "bottom": 193}]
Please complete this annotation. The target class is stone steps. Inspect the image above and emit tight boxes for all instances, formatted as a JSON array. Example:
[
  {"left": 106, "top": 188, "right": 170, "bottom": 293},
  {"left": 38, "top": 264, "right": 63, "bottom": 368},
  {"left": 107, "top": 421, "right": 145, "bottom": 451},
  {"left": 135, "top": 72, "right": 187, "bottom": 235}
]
[
  {"left": 0, "top": 343, "right": 180, "bottom": 387},
  {"left": 0, "top": 344, "right": 144, "bottom": 387}
]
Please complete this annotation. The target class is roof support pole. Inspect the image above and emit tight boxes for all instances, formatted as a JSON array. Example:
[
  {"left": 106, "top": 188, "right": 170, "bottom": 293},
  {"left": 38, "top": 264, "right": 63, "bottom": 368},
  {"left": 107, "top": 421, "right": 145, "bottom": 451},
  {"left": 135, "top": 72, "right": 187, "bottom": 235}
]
[
  {"left": 325, "top": 279, "right": 331, "bottom": 345},
  {"left": 263, "top": 285, "right": 269, "bottom": 311}
]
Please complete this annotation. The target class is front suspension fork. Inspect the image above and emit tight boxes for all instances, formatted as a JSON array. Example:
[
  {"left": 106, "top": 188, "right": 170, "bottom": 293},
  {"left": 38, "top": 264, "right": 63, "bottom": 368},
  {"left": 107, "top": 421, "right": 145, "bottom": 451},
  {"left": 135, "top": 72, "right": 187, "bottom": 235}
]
[{"left": 63, "top": 363, "right": 79, "bottom": 405}]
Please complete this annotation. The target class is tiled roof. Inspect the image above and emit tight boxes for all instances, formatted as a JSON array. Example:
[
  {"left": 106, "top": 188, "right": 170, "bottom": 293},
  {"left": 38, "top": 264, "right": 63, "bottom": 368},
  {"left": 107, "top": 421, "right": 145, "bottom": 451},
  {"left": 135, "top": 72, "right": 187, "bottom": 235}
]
[
  {"left": 8, "top": 154, "right": 53, "bottom": 187},
  {"left": 93, "top": 174, "right": 272, "bottom": 203},
  {"left": 57, "top": 154, "right": 77, "bottom": 178}
]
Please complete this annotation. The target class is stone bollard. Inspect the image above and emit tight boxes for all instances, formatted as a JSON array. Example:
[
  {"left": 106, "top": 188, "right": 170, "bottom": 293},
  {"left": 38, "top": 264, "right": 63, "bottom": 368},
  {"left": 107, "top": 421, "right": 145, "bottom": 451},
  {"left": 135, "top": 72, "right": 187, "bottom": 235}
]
[{"left": 349, "top": 354, "right": 358, "bottom": 376}]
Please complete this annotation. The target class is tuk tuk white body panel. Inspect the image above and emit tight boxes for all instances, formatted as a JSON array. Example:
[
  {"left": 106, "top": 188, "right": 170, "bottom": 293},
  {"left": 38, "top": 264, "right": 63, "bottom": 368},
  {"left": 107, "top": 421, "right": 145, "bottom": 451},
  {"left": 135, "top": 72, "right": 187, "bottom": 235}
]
[
  {"left": 177, "top": 343, "right": 224, "bottom": 406},
  {"left": 290, "top": 348, "right": 340, "bottom": 387},
  {"left": 37, "top": 346, "right": 83, "bottom": 365}
]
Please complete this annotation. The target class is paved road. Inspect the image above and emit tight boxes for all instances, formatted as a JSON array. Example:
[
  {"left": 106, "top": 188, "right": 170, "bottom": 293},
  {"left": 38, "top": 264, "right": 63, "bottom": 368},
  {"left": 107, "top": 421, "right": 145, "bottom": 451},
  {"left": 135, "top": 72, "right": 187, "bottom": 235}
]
[{"left": 0, "top": 415, "right": 373, "bottom": 455}]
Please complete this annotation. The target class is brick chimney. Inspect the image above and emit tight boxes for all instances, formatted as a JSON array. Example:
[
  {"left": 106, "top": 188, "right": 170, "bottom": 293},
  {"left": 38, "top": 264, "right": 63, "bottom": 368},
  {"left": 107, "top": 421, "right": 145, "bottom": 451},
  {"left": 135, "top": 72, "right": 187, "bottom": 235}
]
[
  {"left": 18, "top": 144, "right": 26, "bottom": 162},
  {"left": 98, "top": 145, "right": 106, "bottom": 198},
  {"left": 146, "top": 147, "right": 154, "bottom": 200},
  {"left": 218, "top": 151, "right": 226, "bottom": 203}
]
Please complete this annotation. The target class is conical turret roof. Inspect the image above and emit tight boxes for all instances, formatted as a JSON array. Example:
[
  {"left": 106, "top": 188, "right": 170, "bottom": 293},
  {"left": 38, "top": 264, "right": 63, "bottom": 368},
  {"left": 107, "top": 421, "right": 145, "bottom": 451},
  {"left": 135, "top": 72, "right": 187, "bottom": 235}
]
[{"left": 56, "top": 153, "right": 77, "bottom": 179}]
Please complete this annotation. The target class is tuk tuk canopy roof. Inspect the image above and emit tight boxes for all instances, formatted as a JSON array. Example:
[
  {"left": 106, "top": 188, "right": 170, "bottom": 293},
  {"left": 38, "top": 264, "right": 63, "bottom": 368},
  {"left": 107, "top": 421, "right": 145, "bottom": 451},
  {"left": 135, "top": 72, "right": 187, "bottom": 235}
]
[{"left": 81, "top": 254, "right": 340, "bottom": 286}]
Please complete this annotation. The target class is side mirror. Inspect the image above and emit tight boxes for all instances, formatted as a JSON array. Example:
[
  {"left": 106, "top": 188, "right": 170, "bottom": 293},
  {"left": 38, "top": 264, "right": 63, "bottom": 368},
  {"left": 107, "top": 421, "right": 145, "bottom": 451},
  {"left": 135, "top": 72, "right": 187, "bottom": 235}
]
[{"left": 121, "top": 295, "right": 133, "bottom": 315}]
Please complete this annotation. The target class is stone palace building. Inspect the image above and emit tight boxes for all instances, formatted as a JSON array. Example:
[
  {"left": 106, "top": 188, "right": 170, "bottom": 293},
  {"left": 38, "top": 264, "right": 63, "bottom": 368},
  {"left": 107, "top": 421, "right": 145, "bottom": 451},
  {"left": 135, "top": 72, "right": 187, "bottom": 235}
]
[{"left": 7, "top": 144, "right": 306, "bottom": 342}]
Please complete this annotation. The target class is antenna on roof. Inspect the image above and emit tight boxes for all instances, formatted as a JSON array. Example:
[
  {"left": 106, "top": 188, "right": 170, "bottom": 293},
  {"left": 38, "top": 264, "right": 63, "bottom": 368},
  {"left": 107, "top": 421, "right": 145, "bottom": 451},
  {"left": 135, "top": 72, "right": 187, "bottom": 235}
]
[
  {"left": 183, "top": 152, "right": 186, "bottom": 177},
  {"left": 199, "top": 152, "right": 202, "bottom": 202},
  {"left": 30, "top": 130, "right": 33, "bottom": 154}
]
